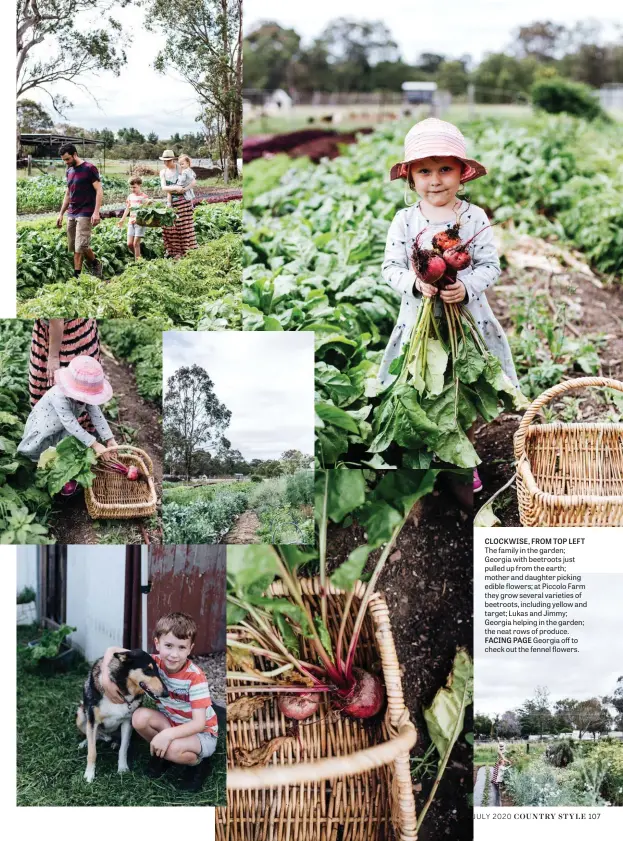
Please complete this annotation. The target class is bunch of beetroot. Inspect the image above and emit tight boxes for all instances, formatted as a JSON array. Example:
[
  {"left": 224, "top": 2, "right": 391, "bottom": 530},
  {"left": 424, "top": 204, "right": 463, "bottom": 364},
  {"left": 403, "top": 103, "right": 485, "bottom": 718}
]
[
  {"left": 95, "top": 460, "right": 146, "bottom": 482},
  {"left": 411, "top": 222, "right": 490, "bottom": 288}
]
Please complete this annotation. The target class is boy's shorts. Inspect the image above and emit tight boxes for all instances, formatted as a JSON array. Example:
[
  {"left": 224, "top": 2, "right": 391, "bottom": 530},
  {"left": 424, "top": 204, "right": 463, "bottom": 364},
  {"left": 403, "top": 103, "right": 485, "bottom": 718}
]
[
  {"left": 128, "top": 222, "right": 146, "bottom": 238},
  {"left": 197, "top": 731, "right": 218, "bottom": 760},
  {"left": 67, "top": 217, "right": 93, "bottom": 253}
]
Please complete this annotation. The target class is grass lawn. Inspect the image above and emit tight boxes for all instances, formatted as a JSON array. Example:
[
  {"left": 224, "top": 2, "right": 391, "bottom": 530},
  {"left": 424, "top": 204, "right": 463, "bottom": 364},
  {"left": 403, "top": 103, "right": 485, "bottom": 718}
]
[{"left": 17, "top": 625, "right": 226, "bottom": 807}]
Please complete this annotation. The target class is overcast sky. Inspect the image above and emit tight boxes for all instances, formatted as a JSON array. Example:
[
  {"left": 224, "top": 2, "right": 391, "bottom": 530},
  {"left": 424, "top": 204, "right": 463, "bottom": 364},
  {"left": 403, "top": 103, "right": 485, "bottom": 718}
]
[
  {"left": 475, "top": 575, "right": 623, "bottom": 716},
  {"left": 25, "top": 5, "right": 199, "bottom": 137},
  {"left": 246, "top": 0, "right": 620, "bottom": 65},
  {"left": 163, "top": 332, "right": 314, "bottom": 461}
]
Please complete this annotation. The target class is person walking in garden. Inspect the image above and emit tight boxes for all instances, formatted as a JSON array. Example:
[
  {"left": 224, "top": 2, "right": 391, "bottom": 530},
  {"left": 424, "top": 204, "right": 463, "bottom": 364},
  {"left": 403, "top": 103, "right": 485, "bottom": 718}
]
[
  {"left": 380, "top": 118, "right": 519, "bottom": 493},
  {"left": 159, "top": 149, "right": 198, "bottom": 258},
  {"left": 56, "top": 144, "right": 104, "bottom": 279},
  {"left": 29, "top": 319, "right": 102, "bottom": 434},
  {"left": 491, "top": 742, "right": 510, "bottom": 806},
  {"left": 117, "top": 176, "right": 151, "bottom": 259}
]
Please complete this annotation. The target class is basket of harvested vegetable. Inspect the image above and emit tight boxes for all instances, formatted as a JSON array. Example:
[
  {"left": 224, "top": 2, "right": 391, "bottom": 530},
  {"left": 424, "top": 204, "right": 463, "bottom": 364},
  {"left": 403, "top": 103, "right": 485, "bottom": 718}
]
[
  {"left": 135, "top": 203, "right": 177, "bottom": 228},
  {"left": 220, "top": 561, "right": 418, "bottom": 841},
  {"left": 85, "top": 445, "right": 157, "bottom": 519},
  {"left": 514, "top": 377, "right": 623, "bottom": 527}
]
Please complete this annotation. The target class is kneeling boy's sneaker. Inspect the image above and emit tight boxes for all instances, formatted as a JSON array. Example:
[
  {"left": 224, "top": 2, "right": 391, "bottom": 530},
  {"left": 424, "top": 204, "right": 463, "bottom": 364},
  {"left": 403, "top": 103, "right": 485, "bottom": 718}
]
[
  {"left": 146, "top": 755, "right": 171, "bottom": 779},
  {"left": 178, "top": 761, "right": 211, "bottom": 792}
]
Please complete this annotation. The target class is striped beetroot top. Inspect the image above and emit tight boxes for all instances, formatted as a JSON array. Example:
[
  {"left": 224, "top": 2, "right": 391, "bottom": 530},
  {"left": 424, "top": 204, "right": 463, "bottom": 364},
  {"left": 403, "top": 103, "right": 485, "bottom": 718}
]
[{"left": 153, "top": 655, "right": 218, "bottom": 736}]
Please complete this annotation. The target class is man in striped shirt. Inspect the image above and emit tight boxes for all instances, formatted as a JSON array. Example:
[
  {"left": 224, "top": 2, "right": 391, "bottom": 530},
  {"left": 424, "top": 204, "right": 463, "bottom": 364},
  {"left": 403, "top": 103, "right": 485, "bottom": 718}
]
[{"left": 101, "top": 612, "right": 218, "bottom": 792}]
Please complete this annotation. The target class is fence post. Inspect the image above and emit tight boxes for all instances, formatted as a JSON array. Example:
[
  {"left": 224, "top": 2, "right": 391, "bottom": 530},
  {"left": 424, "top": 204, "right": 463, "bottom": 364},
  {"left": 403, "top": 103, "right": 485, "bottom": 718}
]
[
  {"left": 27, "top": 154, "right": 32, "bottom": 177},
  {"left": 468, "top": 83, "right": 475, "bottom": 119},
  {"left": 223, "top": 158, "right": 229, "bottom": 184}
]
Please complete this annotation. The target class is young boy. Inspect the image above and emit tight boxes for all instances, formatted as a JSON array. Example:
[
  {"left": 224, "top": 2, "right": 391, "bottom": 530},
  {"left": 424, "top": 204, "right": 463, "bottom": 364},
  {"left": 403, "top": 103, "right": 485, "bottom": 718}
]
[
  {"left": 100, "top": 611, "right": 218, "bottom": 791},
  {"left": 117, "top": 176, "right": 150, "bottom": 260}
]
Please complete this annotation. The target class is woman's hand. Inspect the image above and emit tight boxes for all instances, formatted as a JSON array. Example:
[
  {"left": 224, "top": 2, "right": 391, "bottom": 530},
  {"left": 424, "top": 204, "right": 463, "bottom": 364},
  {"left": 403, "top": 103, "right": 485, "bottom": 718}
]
[
  {"left": 440, "top": 280, "right": 467, "bottom": 304},
  {"left": 46, "top": 354, "right": 61, "bottom": 387}
]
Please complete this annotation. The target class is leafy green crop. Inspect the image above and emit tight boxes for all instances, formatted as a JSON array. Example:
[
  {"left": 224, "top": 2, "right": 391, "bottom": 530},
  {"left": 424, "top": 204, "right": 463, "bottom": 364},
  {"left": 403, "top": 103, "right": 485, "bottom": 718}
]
[
  {"left": 98, "top": 320, "right": 163, "bottom": 402},
  {"left": 17, "top": 174, "right": 161, "bottom": 214},
  {"left": 26, "top": 624, "right": 77, "bottom": 663},
  {"left": 36, "top": 437, "right": 98, "bottom": 496},
  {"left": 135, "top": 203, "right": 177, "bottom": 228}
]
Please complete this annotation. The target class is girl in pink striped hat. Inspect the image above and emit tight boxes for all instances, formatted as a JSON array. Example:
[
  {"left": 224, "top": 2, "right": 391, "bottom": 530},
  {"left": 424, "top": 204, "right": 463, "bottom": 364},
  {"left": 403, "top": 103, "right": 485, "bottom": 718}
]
[
  {"left": 380, "top": 118, "right": 519, "bottom": 492},
  {"left": 18, "top": 355, "right": 118, "bottom": 496}
]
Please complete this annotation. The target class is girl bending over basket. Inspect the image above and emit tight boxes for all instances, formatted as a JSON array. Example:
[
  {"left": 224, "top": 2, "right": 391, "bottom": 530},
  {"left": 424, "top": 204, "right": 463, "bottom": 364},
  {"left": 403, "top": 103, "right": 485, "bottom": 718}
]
[{"left": 18, "top": 356, "right": 118, "bottom": 496}]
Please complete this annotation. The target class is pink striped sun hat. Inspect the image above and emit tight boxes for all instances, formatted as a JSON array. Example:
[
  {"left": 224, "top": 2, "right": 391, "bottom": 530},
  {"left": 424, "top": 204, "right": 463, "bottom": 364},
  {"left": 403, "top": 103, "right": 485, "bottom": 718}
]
[
  {"left": 55, "top": 355, "right": 113, "bottom": 405},
  {"left": 389, "top": 118, "right": 487, "bottom": 184}
]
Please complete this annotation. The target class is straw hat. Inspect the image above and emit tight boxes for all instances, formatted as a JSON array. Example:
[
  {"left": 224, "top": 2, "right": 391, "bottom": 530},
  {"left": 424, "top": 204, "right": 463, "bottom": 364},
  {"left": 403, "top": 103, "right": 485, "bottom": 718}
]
[
  {"left": 55, "top": 356, "right": 113, "bottom": 405},
  {"left": 159, "top": 149, "right": 176, "bottom": 161},
  {"left": 390, "top": 118, "right": 487, "bottom": 184}
]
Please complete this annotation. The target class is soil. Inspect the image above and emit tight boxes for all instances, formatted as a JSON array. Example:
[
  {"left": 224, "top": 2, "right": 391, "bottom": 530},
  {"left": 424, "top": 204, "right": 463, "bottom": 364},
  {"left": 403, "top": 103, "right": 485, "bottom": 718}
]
[
  {"left": 476, "top": 267, "right": 623, "bottom": 526},
  {"left": 243, "top": 127, "right": 374, "bottom": 164},
  {"left": 51, "top": 346, "right": 162, "bottom": 545},
  {"left": 326, "top": 476, "right": 473, "bottom": 841},
  {"left": 223, "top": 510, "right": 261, "bottom": 544}
]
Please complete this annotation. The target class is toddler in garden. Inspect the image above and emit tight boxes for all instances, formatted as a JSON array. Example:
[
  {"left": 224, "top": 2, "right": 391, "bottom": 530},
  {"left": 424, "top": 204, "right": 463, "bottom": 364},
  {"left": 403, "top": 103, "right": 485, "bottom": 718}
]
[
  {"left": 17, "top": 355, "right": 117, "bottom": 496},
  {"left": 380, "top": 118, "right": 518, "bottom": 492},
  {"left": 118, "top": 176, "right": 151, "bottom": 259},
  {"left": 162, "top": 154, "right": 196, "bottom": 206},
  {"left": 100, "top": 611, "right": 218, "bottom": 792}
]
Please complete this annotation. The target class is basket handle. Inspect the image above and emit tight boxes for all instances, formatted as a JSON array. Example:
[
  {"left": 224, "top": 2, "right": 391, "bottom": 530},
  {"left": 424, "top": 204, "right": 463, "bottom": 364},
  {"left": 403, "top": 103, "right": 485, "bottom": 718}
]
[
  {"left": 226, "top": 721, "right": 417, "bottom": 790},
  {"left": 515, "top": 377, "right": 623, "bottom": 457},
  {"left": 97, "top": 444, "right": 154, "bottom": 476}
]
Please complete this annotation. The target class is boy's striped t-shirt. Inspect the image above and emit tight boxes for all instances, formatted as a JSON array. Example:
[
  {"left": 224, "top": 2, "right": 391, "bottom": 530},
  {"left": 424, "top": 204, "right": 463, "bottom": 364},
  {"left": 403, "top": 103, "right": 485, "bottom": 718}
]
[{"left": 153, "top": 655, "right": 218, "bottom": 736}]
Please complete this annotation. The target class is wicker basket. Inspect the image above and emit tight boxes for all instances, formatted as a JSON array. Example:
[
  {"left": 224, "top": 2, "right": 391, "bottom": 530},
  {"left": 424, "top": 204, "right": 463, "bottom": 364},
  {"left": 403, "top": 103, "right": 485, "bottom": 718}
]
[
  {"left": 85, "top": 445, "right": 157, "bottom": 520},
  {"left": 218, "top": 578, "right": 418, "bottom": 841},
  {"left": 514, "top": 377, "right": 623, "bottom": 527}
]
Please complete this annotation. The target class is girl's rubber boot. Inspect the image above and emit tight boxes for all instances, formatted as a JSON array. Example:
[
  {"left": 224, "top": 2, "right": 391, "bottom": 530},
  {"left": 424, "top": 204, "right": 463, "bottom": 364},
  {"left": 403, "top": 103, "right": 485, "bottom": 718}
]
[
  {"left": 60, "top": 480, "right": 79, "bottom": 497},
  {"left": 473, "top": 469, "right": 483, "bottom": 494}
]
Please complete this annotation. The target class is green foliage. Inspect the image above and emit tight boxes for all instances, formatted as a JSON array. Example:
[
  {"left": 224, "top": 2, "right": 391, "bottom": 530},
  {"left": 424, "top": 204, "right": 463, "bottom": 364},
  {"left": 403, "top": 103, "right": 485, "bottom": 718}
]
[
  {"left": 163, "top": 488, "right": 249, "bottom": 544},
  {"left": 26, "top": 625, "right": 76, "bottom": 663},
  {"left": 98, "top": 320, "right": 163, "bottom": 402},
  {"left": 16, "top": 174, "right": 161, "bottom": 214},
  {"left": 36, "top": 437, "right": 97, "bottom": 496},
  {"left": 546, "top": 739, "right": 575, "bottom": 768},
  {"left": 0, "top": 320, "right": 53, "bottom": 543},
  {"left": 17, "top": 586, "right": 36, "bottom": 604},
  {"left": 135, "top": 203, "right": 177, "bottom": 228},
  {"left": 531, "top": 77, "right": 608, "bottom": 121}
]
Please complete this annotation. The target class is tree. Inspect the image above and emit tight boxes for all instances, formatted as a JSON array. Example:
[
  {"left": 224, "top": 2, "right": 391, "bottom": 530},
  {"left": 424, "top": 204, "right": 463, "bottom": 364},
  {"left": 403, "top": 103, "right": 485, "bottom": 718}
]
[
  {"left": 118, "top": 127, "right": 145, "bottom": 144},
  {"left": 472, "top": 53, "right": 539, "bottom": 103},
  {"left": 147, "top": 131, "right": 159, "bottom": 144},
  {"left": 280, "top": 450, "right": 311, "bottom": 474},
  {"left": 17, "top": 1, "right": 131, "bottom": 112},
  {"left": 474, "top": 713, "right": 494, "bottom": 739},
  {"left": 437, "top": 60, "right": 469, "bottom": 96},
  {"left": 497, "top": 711, "right": 521, "bottom": 740},
  {"left": 518, "top": 687, "right": 553, "bottom": 738},
  {"left": 92, "top": 128, "right": 116, "bottom": 150},
  {"left": 146, "top": 0, "right": 242, "bottom": 178},
  {"left": 611, "top": 677, "right": 623, "bottom": 729},
  {"left": 318, "top": 18, "right": 400, "bottom": 92},
  {"left": 164, "top": 364, "right": 232, "bottom": 480},
  {"left": 244, "top": 21, "right": 301, "bottom": 90},
  {"left": 416, "top": 53, "right": 446, "bottom": 75},
  {"left": 16, "top": 99, "right": 54, "bottom": 132},
  {"left": 512, "top": 20, "right": 568, "bottom": 62}
]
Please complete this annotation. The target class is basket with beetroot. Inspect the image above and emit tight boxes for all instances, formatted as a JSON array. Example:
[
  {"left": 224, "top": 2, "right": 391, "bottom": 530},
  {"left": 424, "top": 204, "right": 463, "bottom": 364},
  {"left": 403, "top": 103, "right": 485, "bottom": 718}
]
[
  {"left": 371, "top": 217, "right": 528, "bottom": 468},
  {"left": 37, "top": 438, "right": 157, "bottom": 519}
]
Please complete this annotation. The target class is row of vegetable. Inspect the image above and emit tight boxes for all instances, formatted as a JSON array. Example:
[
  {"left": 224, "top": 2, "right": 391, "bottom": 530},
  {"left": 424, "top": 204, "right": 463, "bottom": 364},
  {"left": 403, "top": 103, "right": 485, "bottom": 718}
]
[
  {"left": 242, "top": 114, "right": 623, "bottom": 468},
  {"left": 17, "top": 173, "right": 162, "bottom": 215},
  {"left": 17, "top": 202, "right": 242, "bottom": 328}
]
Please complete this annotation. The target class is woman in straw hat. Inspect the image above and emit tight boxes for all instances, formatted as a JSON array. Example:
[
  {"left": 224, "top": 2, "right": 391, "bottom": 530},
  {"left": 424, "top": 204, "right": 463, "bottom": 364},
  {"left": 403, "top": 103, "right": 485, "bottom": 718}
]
[
  {"left": 18, "top": 355, "right": 117, "bottom": 496},
  {"left": 159, "top": 149, "right": 198, "bottom": 258},
  {"left": 381, "top": 118, "right": 519, "bottom": 492}
]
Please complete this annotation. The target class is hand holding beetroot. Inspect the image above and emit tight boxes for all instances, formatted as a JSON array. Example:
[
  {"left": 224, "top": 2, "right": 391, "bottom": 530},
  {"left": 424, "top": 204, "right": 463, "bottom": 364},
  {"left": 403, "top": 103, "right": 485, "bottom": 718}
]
[{"left": 411, "top": 224, "right": 492, "bottom": 293}]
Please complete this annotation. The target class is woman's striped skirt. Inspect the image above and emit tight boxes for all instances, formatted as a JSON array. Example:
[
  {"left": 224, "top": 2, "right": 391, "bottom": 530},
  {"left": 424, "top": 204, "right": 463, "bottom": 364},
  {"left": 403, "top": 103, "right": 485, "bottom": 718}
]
[
  {"left": 29, "top": 319, "right": 101, "bottom": 432},
  {"left": 162, "top": 197, "right": 198, "bottom": 258}
]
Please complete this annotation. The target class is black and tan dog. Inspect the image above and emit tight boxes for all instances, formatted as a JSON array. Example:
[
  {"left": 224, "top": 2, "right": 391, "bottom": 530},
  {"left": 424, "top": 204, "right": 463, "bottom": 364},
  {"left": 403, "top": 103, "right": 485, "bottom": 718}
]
[{"left": 76, "top": 649, "right": 168, "bottom": 783}]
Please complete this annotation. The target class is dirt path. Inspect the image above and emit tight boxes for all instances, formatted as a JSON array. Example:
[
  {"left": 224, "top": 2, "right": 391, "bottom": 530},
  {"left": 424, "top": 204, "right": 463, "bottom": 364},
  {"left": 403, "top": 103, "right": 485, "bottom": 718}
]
[
  {"left": 51, "top": 347, "right": 162, "bottom": 545},
  {"left": 476, "top": 265, "right": 623, "bottom": 526},
  {"left": 223, "top": 510, "right": 261, "bottom": 544}
]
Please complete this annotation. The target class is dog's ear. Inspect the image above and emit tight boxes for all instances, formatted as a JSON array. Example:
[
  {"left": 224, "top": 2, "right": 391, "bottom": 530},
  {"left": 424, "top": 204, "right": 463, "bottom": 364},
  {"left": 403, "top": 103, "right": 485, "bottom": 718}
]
[{"left": 113, "top": 652, "right": 126, "bottom": 662}]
